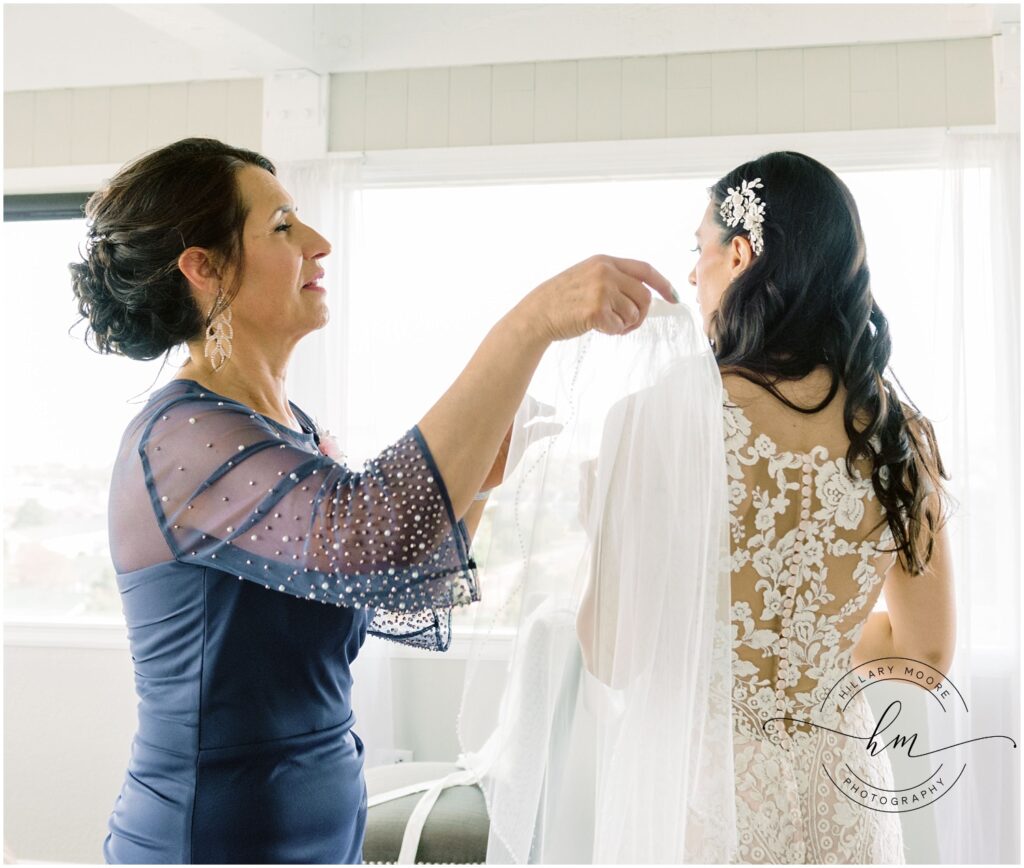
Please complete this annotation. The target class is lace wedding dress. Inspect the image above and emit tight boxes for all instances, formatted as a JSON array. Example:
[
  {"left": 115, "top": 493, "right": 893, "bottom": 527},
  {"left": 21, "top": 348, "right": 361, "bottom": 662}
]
[
  {"left": 722, "top": 373, "right": 905, "bottom": 864},
  {"left": 456, "top": 302, "right": 906, "bottom": 864}
]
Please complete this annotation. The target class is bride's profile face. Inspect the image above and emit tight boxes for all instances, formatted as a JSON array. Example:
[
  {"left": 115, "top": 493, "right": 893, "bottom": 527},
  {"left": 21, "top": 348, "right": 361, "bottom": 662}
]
[{"left": 687, "top": 199, "right": 753, "bottom": 338}]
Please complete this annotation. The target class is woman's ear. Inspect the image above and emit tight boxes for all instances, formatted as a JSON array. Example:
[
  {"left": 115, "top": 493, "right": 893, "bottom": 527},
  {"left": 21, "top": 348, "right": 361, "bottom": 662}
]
[
  {"left": 728, "top": 235, "right": 753, "bottom": 278},
  {"left": 178, "top": 247, "right": 222, "bottom": 293}
]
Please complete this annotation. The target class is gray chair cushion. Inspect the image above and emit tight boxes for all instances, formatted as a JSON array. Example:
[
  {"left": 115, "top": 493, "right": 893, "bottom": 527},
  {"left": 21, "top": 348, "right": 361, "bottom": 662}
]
[{"left": 363, "top": 762, "right": 490, "bottom": 864}]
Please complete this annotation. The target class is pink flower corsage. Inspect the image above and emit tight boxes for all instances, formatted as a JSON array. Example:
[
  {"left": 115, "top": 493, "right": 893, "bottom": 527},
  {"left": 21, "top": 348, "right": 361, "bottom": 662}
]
[{"left": 316, "top": 427, "right": 346, "bottom": 463}]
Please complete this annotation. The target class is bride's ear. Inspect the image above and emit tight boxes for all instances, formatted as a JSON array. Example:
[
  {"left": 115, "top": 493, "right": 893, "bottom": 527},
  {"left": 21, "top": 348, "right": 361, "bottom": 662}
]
[{"left": 728, "top": 235, "right": 754, "bottom": 278}]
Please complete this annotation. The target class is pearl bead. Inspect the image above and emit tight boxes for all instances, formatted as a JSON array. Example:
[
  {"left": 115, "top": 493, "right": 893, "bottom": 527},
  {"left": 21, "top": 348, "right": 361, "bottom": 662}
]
[{"left": 144, "top": 402, "right": 479, "bottom": 650}]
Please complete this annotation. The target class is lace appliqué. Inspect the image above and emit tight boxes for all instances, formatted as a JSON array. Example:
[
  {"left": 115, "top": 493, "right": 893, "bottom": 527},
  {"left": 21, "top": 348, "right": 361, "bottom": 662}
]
[{"left": 722, "top": 386, "right": 904, "bottom": 864}]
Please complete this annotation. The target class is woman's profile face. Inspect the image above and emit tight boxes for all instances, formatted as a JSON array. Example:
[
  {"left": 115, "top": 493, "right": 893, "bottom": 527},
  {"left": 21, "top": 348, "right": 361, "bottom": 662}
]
[
  {"left": 225, "top": 165, "right": 333, "bottom": 340},
  {"left": 687, "top": 199, "right": 752, "bottom": 338}
]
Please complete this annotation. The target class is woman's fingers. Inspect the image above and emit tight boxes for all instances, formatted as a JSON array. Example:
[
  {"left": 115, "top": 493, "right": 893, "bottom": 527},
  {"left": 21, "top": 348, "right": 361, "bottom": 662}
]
[
  {"left": 599, "top": 269, "right": 654, "bottom": 334},
  {"left": 616, "top": 273, "right": 653, "bottom": 321},
  {"left": 594, "top": 307, "right": 629, "bottom": 335},
  {"left": 520, "top": 254, "right": 674, "bottom": 343},
  {"left": 605, "top": 293, "right": 642, "bottom": 334},
  {"left": 605, "top": 256, "right": 676, "bottom": 304}
]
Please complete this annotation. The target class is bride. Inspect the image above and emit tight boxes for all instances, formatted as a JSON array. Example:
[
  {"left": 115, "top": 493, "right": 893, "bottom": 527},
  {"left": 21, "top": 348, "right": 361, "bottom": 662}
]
[{"left": 455, "top": 150, "right": 957, "bottom": 864}]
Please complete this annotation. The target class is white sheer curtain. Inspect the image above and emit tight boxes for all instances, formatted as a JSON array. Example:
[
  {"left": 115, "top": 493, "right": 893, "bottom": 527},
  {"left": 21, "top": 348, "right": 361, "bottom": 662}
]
[
  {"left": 923, "top": 131, "right": 1020, "bottom": 863},
  {"left": 277, "top": 156, "right": 398, "bottom": 769},
  {"left": 273, "top": 136, "right": 1020, "bottom": 842}
]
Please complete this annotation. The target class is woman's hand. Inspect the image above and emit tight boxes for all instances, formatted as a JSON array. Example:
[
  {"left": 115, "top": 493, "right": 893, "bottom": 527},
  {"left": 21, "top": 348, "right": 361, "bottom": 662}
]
[{"left": 514, "top": 255, "right": 678, "bottom": 343}]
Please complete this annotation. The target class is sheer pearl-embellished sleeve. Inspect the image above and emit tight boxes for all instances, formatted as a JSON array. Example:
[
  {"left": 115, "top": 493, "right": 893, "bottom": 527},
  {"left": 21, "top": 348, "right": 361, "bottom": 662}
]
[{"left": 139, "top": 394, "right": 479, "bottom": 652}]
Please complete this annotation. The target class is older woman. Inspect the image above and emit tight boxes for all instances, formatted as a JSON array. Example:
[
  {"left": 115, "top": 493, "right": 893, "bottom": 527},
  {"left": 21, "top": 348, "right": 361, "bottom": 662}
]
[{"left": 69, "top": 137, "right": 675, "bottom": 864}]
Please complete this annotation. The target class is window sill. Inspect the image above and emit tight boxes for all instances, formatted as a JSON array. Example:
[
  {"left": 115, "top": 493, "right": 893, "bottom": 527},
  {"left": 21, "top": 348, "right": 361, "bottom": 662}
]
[
  {"left": 2, "top": 618, "right": 517, "bottom": 659},
  {"left": 6, "top": 619, "right": 1012, "bottom": 673},
  {"left": 4, "top": 618, "right": 129, "bottom": 649}
]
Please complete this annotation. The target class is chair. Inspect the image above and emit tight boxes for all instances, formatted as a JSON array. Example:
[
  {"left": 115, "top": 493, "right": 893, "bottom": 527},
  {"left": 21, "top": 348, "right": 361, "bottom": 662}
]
[{"left": 363, "top": 761, "right": 489, "bottom": 864}]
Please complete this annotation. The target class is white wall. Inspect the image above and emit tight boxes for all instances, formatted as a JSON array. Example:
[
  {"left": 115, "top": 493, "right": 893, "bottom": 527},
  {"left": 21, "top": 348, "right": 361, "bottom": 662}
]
[
  {"left": 4, "top": 644, "right": 138, "bottom": 863},
  {"left": 328, "top": 38, "right": 997, "bottom": 150},
  {"left": 2, "top": 37, "right": 999, "bottom": 170},
  {"left": 4, "top": 79, "right": 263, "bottom": 170},
  {"left": 3, "top": 637, "right": 509, "bottom": 863}
]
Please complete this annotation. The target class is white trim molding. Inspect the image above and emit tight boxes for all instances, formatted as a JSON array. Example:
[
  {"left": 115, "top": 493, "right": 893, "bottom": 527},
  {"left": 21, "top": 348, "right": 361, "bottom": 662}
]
[
  {"left": 3, "top": 618, "right": 516, "bottom": 660},
  {"left": 5, "top": 125, "right": 995, "bottom": 196},
  {"left": 345, "top": 125, "right": 967, "bottom": 188},
  {"left": 4, "top": 619, "right": 129, "bottom": 650}
]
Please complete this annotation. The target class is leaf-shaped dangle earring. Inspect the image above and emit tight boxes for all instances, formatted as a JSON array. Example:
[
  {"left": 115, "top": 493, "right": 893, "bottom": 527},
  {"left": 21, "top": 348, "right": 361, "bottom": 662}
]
[{"left": 204, "top": 289, "right": 233, "bottom": 372}]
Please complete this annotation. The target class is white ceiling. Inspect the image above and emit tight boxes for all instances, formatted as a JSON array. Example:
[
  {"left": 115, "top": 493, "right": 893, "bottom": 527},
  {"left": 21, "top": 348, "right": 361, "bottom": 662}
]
[{"left": 4, "top": 3, "right": 1020, "bottom": 92}]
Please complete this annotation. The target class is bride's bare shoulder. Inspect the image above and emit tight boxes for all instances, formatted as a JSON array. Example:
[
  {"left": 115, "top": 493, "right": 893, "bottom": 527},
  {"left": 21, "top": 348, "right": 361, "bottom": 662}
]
[
  {"left": 718, "top": 364, "right": 844, "bottom": 411},
  {"left": 718, "top": 367, "right": 768, "bottom": 405}
]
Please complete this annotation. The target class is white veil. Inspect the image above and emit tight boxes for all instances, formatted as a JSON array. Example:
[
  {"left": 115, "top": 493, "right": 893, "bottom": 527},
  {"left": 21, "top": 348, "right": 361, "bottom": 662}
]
[{"left": 455, "top": 298, "right": 738, "bottom": 863}]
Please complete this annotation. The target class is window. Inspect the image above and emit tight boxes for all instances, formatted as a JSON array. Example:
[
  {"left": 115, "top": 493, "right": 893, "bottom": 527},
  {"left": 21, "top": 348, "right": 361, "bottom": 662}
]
[
  {"left": 3, "top": 215, "right": 168, "bottom": 622},
  {"left": 4, "top": 160, "right": 996, "bottom": 645},
  {"left": 344, "top": 168, "right": 963, "bottom": 632}
]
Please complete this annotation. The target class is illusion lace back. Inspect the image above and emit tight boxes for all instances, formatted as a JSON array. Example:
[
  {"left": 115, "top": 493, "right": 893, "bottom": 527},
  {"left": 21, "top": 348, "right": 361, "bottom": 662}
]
[{"left": 721, "top": 371, "right": 905, "bottom": 864}]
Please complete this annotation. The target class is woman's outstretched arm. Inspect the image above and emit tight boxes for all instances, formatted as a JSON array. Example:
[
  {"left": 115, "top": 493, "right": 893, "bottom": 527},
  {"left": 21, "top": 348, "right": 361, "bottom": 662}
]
[
  {"left": 418, "top": 311, "right": 547, "bottom": 522},
  {"left": 417, "top": 255, "right": 676, "bottom": 520}
]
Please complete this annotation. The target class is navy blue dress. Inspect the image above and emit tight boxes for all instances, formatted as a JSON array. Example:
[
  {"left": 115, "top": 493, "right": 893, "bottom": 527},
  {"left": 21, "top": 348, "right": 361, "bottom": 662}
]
[{"left": 102, "top": 379, "right": 479, "bottom": 863}]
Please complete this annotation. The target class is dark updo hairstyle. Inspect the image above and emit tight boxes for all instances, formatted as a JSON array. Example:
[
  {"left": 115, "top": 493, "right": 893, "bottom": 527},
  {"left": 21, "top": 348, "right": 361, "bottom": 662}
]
[
  {"left": 707, "top": 150, "right": 952, "bottom": 576},
  {"left": 70, "top": 137, "right": 276, "bottom": 362}
]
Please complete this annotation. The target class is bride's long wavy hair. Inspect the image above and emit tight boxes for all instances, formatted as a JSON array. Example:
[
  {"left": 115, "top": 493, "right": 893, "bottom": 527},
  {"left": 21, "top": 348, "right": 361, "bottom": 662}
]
[{"left": 707, "top": 150, "right": 952, "bottom": 576}]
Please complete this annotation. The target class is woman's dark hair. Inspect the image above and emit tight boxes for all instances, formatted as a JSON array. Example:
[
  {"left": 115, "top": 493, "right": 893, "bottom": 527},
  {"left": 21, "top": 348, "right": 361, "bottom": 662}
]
[
  {"left": 70, "top": 137, "right": 275, "bottom": 362},
  {"left": 708, "top": 150, "right": 952, "bottom": 576}
]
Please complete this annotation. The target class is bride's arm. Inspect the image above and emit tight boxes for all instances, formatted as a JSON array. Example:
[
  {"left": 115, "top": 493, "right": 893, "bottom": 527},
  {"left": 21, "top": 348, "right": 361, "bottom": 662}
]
[
  {"left": 852, "top": 494, "right": 956, "bottom": 674},
  {"left": 576, "top": 557, "right": 621, "bottom": 687},
  {"left": 851, "top": 611, "right": 897, "bottom": 665},
  {"left": 575, "top": 403, "right": 632, "bottom": 689}
]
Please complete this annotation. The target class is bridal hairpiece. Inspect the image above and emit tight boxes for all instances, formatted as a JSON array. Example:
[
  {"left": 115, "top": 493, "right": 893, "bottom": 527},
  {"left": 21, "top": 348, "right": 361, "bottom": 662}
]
[{"left": 720, "top": 177, "right": 766, "bottom": 256}]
